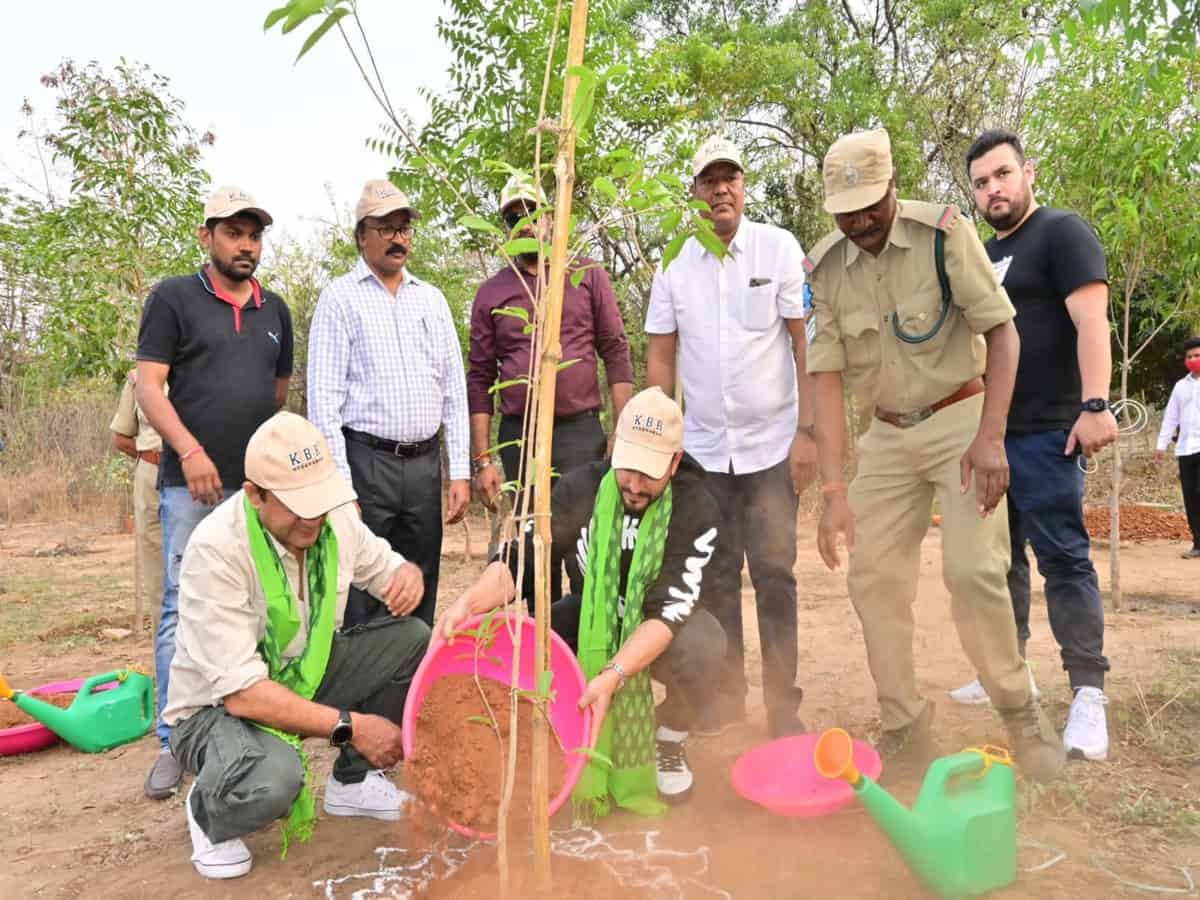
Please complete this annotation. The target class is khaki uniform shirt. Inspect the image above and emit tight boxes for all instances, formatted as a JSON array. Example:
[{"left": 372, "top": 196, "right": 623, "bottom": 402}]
[
  {"left": 163, "top": 493, "right": 405, "bottom": 725},
  {"left": 805, "top": 200, "right": 1015, "bottom": 414},
  {"left": 109, "top": 375, "right": 165, "bottom": 453}
]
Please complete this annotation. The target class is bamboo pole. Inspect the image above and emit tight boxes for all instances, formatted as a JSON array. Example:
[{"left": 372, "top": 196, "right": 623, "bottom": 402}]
[{"left": 531, "top": 1, "right": 590, "bottom": 893}]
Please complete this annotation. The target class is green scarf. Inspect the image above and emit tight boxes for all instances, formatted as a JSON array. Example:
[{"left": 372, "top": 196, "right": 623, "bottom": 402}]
[
  {"left": 572, "top": 471, "right": 671, "bottom": 819},
  {"left": 243, "top": 494, "right": 339, "bottom": 857}
]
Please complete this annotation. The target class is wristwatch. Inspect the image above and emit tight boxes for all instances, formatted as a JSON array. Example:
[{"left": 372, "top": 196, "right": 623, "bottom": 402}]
[
  {"left": 1081, "top": 398, "right": 1109, "bottom": 413},
  {"left": 471, "top": 455, "right": 494, "bottom": 475},
  {"left": 330, "top": 710, "right": 353, "bottom": 747}
]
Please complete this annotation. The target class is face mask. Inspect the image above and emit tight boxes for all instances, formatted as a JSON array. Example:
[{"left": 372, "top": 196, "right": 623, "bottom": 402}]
[{"left": 1187, "top": 358, "right": 1200, "bottom": 375}]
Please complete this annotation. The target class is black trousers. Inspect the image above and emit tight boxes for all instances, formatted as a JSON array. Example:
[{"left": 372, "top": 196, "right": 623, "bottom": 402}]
[
  {"left": 1180, "top": 452, "right": 1200, "bottom": 549},
  {"left": 704, "top": 458, "right": 802, "bottom": 720},
  {"left": 550, "top": 593, "right": 727, "bottom": 733},
  {"left": 343, "top": 435, "right": 443, "bottom": 628},
  {"left": 498, "top": 410, "right": 606, "bottom": 603}
]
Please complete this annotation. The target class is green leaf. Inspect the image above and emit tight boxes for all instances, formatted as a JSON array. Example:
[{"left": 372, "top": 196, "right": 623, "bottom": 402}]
[
  {"left": 694, "top": 225, "right": 727, "bottom": 260},
  {"left": 661, "top": 232, "right": 688, "bottom": 270},
  {"left": 538, "top": 670, "right": 554, "bottom": 698},
  {"left": 502, "top": 237, "right": 542, "bottom": 256},
  {"left": 296, "top": 8, "right": 349, "bottom": 62},
  {"left": 485, "top": 438, "right": 523, "bottom": 456},
  {"left": 688, "top": 198, "right": 712, "bottom": 212},
  {"left": 489, "top": 376, "right": 530, "bottom": 395},
  {"left": 593, "top": 176, "right": 618, "bottom": 200},
  {"left": 459, "top": 214, "right": 503, "bottom": 235},
  {"left": 557, "top": 358, "right": 581, "bottom": 371},
  {"left": 573, "top": 746, "right": 614, "bottom": 768},
  {"left": 568, "top": 64, "right": 599, "bottom": 134},
  {"left": 491, "top": 305, "right": 530, "bottom": 324},
  {"left": 263, "top": 6, "right": 291, "bottom": 30},
  {"left": 660, "top": 208, "right": 683, "bottom": 234},
  {"left": 282, "top": 0, "right": 326, "bottom": 34},
  {"left": 466, "top": 715, "right": 495, "bottom": 726}
]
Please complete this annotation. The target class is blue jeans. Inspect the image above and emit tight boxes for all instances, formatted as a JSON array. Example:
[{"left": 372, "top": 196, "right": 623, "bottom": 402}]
[
  {"left": 1006, "top": 430, "right": 1109, "bottom": 690},
  {"left": 155, "top": 486, "right": 232, "bottom": 747}
]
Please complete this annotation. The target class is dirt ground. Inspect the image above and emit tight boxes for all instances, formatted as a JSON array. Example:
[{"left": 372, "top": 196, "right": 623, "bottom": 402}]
[{"left": 1, "top": 513, "right": 1197, "bottom": 899}]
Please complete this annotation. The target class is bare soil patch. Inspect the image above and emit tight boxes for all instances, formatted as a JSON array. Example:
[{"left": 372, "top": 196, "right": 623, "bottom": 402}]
[
  {"left": 0, "top": 514, "right": 1197, "bottom": 899},
  {"left": 407, "top": 673, "right": 567, "bottom": 833}
]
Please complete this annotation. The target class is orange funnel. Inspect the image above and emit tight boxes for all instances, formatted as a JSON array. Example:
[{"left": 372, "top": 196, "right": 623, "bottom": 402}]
[{"left": 814, "top": 727, "right": 862, "bottom": 785}]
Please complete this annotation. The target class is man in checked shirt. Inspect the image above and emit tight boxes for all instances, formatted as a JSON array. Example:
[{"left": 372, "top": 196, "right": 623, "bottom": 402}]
[{"left": 308, "top": 179, "right": 470, "bottom": 629}]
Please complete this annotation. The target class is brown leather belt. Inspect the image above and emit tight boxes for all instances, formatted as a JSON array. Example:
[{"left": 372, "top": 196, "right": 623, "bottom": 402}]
[
  {"left": 874, "top": 377, "right": 985, "bottom": 429},
  {"left": 137, "top": 449, "right": 161, "bottom": 465}
]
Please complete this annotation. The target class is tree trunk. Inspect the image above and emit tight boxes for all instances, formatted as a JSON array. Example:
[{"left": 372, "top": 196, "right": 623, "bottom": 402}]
[{"left": 530, "top": 3, "right": 591, "bottom": 894}]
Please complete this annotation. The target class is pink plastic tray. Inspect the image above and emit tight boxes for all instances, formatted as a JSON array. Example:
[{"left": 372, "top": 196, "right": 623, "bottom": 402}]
[
  {"left": 402, "top": 613, "right": 591, "bottom": 839},
  {"left": 0, "top": 677, "right": 117, "bottom": 757},
  {"left": 731, "top": 733, "right": 882, "bottom": 817}
]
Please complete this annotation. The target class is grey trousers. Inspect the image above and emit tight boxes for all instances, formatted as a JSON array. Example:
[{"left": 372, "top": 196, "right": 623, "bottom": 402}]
[{"left": 171, "top": 615, "right": 430, "bottom": 844}]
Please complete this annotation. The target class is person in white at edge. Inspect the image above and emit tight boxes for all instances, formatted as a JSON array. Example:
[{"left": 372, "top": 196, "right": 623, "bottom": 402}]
[
  {"left": 165, "top": 411, "right": 430, "bottom": 879},
  {"left": 307, "top": 179, "right": 470, "bottom": 629},
  {"left": 644, "top": 136, "right": 816, "bottom": 739},
  {"left": 1156, "top": 336, "right": 1200, "bottom": 558}
]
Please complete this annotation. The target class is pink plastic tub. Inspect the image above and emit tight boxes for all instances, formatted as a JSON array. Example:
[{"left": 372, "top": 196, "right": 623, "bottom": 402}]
[
  {"left": 0, "top": 677, "right": 118, "bottom": 757},
  {"left": 402, "top": 613, "right": 591, "bottom": 839},
  {"left": 731, "top": 733, "right": 883, "bottom": 817}
]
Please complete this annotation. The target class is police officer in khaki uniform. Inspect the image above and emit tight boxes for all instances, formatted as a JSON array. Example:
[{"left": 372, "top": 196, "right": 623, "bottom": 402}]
[
  {"left": 110, "top": 369, "right": 166, "bottom": 636},
  {"left": 805, "top": 129, "right": 1064, "bottom": 783}
]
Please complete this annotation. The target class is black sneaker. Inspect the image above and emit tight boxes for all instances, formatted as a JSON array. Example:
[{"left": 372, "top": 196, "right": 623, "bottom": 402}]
[{"left": 655, "top": 727, "right": 694, "bottom": 802}]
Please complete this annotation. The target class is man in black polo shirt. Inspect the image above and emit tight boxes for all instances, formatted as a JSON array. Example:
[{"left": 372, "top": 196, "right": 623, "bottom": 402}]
[
  {"left": 136, "top": 185, "right": 294, "bottom": 800},
  {"left": 955, "top": 130, "right": 1117, "bottom": 762}
]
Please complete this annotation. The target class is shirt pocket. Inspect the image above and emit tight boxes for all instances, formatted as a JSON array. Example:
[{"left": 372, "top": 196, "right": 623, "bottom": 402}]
[
  {"left": 735, "top": 282, "right": 780, "bottom": 331},
  {"left": 892, "top": 286, "right": 952, "bottom": 356},
  {"left": 840, "top": 308, "right": 881, "bottom": 372}
]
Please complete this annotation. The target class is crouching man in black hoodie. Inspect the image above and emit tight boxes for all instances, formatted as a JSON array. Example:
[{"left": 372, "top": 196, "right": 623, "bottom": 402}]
[{"left": 436, "top": 387, "right": 726, "bottom": 808}]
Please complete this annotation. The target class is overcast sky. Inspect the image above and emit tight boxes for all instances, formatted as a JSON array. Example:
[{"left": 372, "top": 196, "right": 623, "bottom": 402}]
[{"left": 1, "top": 1, "right": 454, "bottom": 244}]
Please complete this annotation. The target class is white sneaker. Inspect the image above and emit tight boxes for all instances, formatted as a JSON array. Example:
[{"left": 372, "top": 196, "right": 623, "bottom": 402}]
[
  {"left": 185, "top": 784, "right": 252, "bottom": 880},
  {"left": 1063, "top": 687, "right": 1109, "bottom": 761},
  {"left": 323, "top": 770, "right": 412, "bottom": 821},
  {"left": 655, "top": 726, "right": 694, "bottom": 802},
  {"left": 949, "top": 663, "right": 1041, "bottom": 706}
]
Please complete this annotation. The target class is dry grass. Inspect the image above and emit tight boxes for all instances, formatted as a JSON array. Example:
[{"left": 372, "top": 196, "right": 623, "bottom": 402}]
[{"left": 1, "top": 384, "right": 128, "bottom": 526}]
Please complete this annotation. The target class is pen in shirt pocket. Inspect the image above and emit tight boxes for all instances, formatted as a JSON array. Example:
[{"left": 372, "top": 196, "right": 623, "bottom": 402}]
[{"left": 749, "top": 277, "right": 773, "bottom": 287}]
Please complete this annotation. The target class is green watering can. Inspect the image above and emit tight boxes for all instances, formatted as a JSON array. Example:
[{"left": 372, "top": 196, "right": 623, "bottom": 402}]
[
  {"left": 815, "top": 728, "right": 1017, "bottom": 899},
  {"left": 0, "top": 670, "right": 154, "bottom": 753}
]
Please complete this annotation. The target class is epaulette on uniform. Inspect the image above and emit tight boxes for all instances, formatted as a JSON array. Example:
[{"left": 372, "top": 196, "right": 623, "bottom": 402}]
[
  {"left": 802, "top": 229, "right": 846, "bottom": 275},
  {"left": 897, "top": 200, "right": 960, "bottom": 233}
]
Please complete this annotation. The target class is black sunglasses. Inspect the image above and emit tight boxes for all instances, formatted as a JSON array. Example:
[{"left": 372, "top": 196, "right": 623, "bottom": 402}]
[{"left": 502, "top": 202, "right": 536, "bottom": 230}]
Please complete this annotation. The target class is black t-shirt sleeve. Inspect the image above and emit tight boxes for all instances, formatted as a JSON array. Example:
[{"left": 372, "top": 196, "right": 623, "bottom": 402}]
[
  {"left": 1049, "top": 214, "right": 1108, "bottom": 299},
  {"left": 642, "top": 487, "right": 721, "bottom": 634},
  {"left": 275, "top": 297, "right": 295, "bottom": 378},
  {"left": 137, "top": 285, "right": 181, "bottom": 365}
]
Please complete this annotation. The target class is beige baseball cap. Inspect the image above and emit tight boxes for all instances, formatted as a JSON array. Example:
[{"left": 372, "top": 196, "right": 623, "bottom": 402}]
[
  {"left": 204, "top": 185, "right": 273, "bottom": 227},
  {"left": 244, "top": 412, "right": 357, "bottom": 519},
  {"left": 500, "top": 174, "right": 547, "bottom": 214},
  {"left": 822, "top": 129, "right": 894, "bottom": 215},
  {"left": 355, "top": 178, "right": 420, "bottom": 224},
  {"left": 692, "top": 136, "right": 744, "bottom": 178},
  {"left": 611, "top": 387, "right": 685, "bottom": 479}
]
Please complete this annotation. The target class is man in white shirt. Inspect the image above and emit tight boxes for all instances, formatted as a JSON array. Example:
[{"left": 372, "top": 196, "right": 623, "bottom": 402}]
[
  {"left": 644, "top": 136, "right": 816, "bottom": 738},
  {"left": 1156, "top": 336, "right": 1200, "bottom": 558},
  {"left": 308, "top": 179, "right": 471, "bottom": 627}
]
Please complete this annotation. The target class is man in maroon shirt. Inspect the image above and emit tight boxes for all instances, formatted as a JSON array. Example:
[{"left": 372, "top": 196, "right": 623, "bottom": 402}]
[{"left": 468, "top": 174, "right": 634, "bottom": 599}]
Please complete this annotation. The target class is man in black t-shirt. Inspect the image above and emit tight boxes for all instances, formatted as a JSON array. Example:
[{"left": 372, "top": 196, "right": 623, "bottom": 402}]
[
  {"left": 956, "top": 130, "right": 1117, "bottom": 762},
  {"left": 135, "top": 185, "right": 294, "bottom": 800},
  {"left": 436, "top": 388, "right": 726, "bottom": 805}
]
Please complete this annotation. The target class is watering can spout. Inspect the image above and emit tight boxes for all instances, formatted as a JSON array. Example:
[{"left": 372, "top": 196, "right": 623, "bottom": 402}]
[{"left": 814, "top": 729, "right": 934, "bottom": 885}]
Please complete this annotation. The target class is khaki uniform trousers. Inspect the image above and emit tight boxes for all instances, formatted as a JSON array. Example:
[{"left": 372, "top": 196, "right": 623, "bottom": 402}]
[
  {"left": 133, "top": 459, "right": 163, "bottom": 635},
  {"left": 847, "top": 393, "right": 1031, "bottom": 732}
]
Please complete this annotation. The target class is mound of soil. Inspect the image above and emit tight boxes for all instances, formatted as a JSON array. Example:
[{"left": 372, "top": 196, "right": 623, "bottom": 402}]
[
  {"left": 1084, "top": 504, "right": 1191, "bottom": 542},
  {"left": 420, "top": 846, "right": 645, "bottom": 900},
  {"left": 407, "top": 673, "right": 567, "bottom": 832},
  {"left": 0, "top": 692, "right": 76, "bottom": 730}
]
